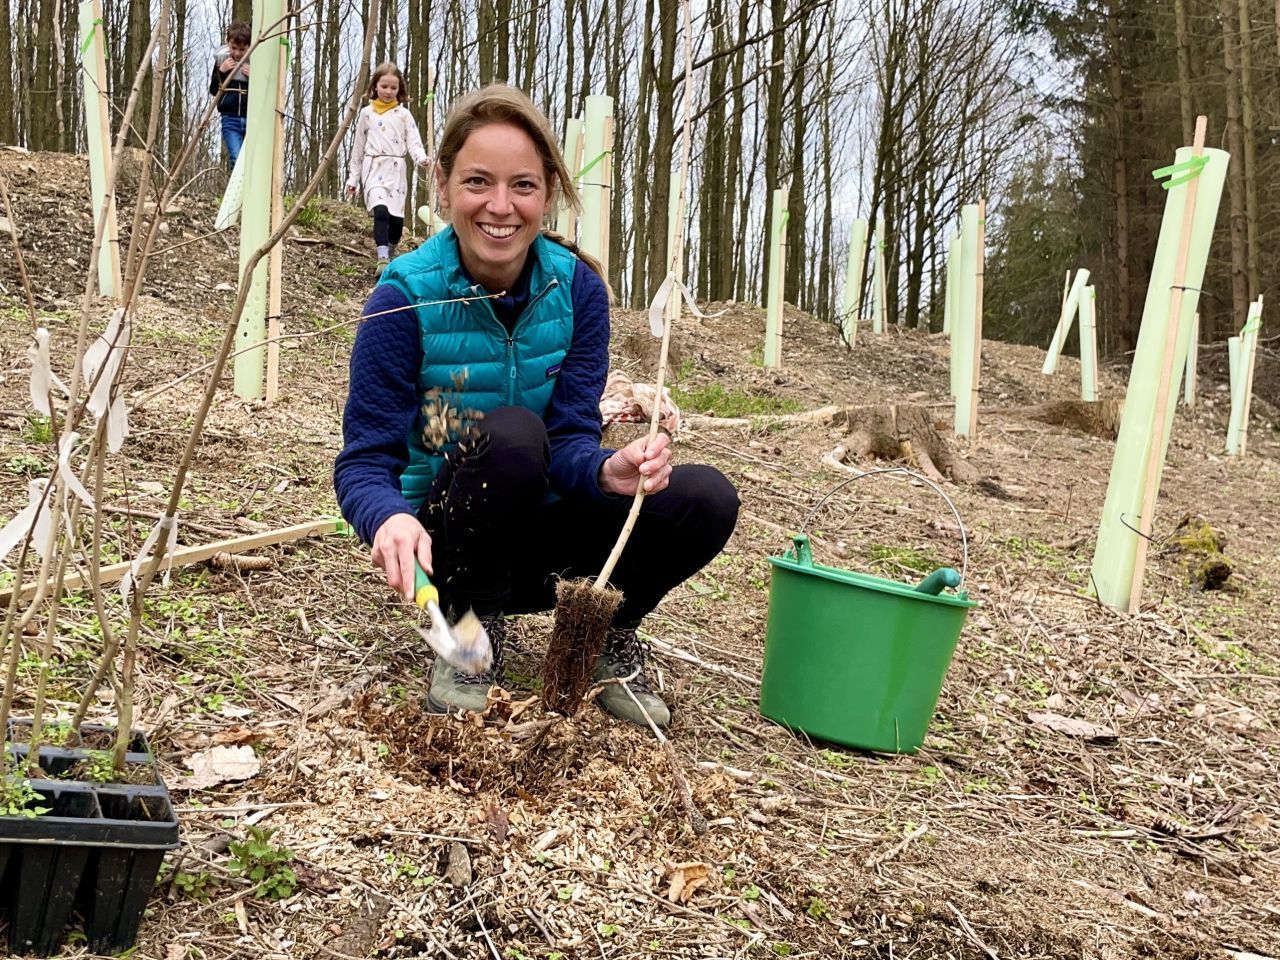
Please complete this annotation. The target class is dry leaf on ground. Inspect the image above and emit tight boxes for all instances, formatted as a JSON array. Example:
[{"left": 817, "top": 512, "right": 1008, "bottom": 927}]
[
  {"left": 667, "top": 861, "right": 711, "bottom": 904},
  {"left": 1027, "top": 711, "right": 1118, "bottom": 741},
  {"left": 174, "top": 745, "right": 262, "bottom": 790}
]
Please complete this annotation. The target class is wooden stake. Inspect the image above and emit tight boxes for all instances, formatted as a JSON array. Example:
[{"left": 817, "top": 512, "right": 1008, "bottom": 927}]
[
  {"left": 1128, "top": 115, "right": 1206, "bottom": 614},
  {"left": 967, "top": 199, "right": 985, "bottom": 439},
  {"left": 0, "top": 519, "right": 343, "bottom": 605}
]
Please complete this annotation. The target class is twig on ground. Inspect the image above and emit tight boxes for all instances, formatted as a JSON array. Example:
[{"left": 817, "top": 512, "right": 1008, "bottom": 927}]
[
  {"left": 945, "top": 901, "right": 1000, "bottom": 960},
  {"left": 617, "top": 676, "right": 707, "bottom": 835}
]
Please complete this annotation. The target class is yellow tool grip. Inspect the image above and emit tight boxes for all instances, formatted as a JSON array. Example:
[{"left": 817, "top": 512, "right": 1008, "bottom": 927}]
[{"left": 414, "top": 562, "right": 438, "bottom": 608}]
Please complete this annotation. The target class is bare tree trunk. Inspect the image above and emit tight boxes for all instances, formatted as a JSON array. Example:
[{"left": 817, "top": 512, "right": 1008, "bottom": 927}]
[
  {"left": 643, "top": 0, "right": 676, "bottom": 300},
  {"left": 1219, "top": 0, "right": 1250, "bottom": 324},
  {"left": 785, "top": 12, "right": 808, "bottom": 309},
  {"left": 323, "top": 0, "right": 341, "bottom": 194},
  {"left": 30, "top": 0, "right": 55, "bottom": 149},
  {"left": 122, "top": 0, "right": 152, "bottom": 147},
  {"left": 168, "top": 0, "right": 188, "bottom": 166},
  {"left": 699, "top": 0, "right": 726, "bottom": 299},
  {"left": 496, "top": 0, "right": 510, "bottom": 81},
  {"left": 522, "top": 0, "right": 538, "bottom": 90},
  {"left": 1236, "top": 0, "right": 1259, "bottom": 299},
  {"left": 0, "top": 0, "right": 14, "bottom": 143},
  {"left": 720, "top": 0, "right": 748, "bottom": 301},
  {"left": 287, "top": 7, "right": 304, "bottom": 189},
  {"left": 817, "top": 15, "right": 834, "bottom": 322},
  {"left": 1105, "top": 4, "right": 1133, "bottom": 350},
  {"left": 627, "top": 0, "right": 655, "bottom": 306},
  {"left": 562, "top": 0, "right": 575, "bottom": 119},
  {"left": 606, "top": 0, "right": 626, "bottom": 299},
  {"left": 1174, "top": 0, "right": 1194, "bottom": 144},
  {"left": 761, "top": 0, "right": 786, "bottom": 297}
]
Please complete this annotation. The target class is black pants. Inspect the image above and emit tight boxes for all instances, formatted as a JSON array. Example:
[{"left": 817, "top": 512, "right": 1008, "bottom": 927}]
[
  {"left": 372, "top": 205, "right": 404, "bottom": 247},
  {"left": 417, "top": 407, "right": 740, "bottom": 626}
]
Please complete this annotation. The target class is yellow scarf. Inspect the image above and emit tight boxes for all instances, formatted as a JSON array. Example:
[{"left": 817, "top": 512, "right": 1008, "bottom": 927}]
[{"left": 371, "top": 98, "right": 398, "bottom": 115}]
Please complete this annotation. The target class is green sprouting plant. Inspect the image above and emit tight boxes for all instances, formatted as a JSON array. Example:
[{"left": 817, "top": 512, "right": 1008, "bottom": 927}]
[
  {"left": 174, "top": 870, "right": 214, "bottom": 901},
  {"left": 805, "top": 896, "right": 830, "bottom": 921},
  {"left": 80, "top": 750, "right": 117, "bottom": 783},
  {"left": 597, "top": 923, "right": 621, "bottom": 938},
  {"left": 817, "top": 748, "right": 855, "bottom": 771},
  {"left": 1, "top": 778, "right": 51, "bottom": 818},
  {"left": 227, "top": 826, "right": 297, "bottom": 900},
  {"left": 21, "top": 414, "right": 53, "bottom": 444},
  {"left": 383, "top": 852, "right": 434, "bottom": 888},
  {"left": 286, "top": 195, "right": 329, "bottom": 230},
  {"left": 6, "top": 453, "right": 46, "bottom": 475}
]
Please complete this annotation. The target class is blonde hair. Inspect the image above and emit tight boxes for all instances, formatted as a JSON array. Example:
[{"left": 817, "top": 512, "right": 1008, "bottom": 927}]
[
  {"left": 365, "top": 63, "right": 409, "bottom": 105},
  {"left": 437, "top": 84, "right": 611, "bottom": 299}
]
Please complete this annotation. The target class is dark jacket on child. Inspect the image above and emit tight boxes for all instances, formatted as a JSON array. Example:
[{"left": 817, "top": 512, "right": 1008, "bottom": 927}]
[{"left": 209, "top": 47, "right": 249, "bottom": 118}]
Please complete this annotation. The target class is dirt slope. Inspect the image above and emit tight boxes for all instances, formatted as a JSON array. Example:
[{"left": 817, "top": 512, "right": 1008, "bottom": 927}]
[{"left": 2, "top": 148, "right": 1278, "bottom": 960}]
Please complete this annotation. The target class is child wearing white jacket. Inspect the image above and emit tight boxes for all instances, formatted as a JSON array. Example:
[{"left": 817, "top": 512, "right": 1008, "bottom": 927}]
[{"left": 346, "top": 63, "right": 430, "bottom": 273}]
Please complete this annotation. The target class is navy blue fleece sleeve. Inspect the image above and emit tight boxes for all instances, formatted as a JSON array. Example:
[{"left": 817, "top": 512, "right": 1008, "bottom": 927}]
[
  {"left": 333, "top": 284, "right": 423, "bottom": 544},
  {"left": 545, "top": 259, "right": 615, "bottom": 502}
]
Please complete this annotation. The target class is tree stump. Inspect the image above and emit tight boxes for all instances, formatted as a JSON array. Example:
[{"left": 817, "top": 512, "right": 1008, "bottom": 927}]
[{"left": 830, "top": 403, "right": 979, "bottom": 484}]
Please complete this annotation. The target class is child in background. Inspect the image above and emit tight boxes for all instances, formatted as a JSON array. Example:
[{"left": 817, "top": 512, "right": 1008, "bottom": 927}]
[
  {"left": 346, "top": 63, "right": 431, "bottom": 274},
  {"left": 209, "top": 21, "right": 251, "bottom": 169}
]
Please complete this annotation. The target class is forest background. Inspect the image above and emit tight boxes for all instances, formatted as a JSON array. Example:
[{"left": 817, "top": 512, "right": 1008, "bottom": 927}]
[{"left": 0, "top": 0, "right": 1276, "bottom": 360}]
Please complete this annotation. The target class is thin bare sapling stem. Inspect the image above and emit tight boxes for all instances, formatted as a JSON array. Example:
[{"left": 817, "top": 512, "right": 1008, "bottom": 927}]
[{"left": 110, "top": 4, "right": 379, "bottom": 772}]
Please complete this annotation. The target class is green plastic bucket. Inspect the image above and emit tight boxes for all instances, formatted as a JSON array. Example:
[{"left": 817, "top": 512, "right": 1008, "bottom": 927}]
[{"left": 759, "top": 472, "right": 977, "bottom": 754}]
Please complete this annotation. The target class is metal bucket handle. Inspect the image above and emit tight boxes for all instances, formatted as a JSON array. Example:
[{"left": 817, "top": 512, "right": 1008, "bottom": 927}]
[{"left": 795, "top": 467, "right": 970, "bottom": 586}]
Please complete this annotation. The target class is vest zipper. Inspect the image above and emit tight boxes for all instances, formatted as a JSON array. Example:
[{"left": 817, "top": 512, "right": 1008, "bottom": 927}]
[
  {"left": 506, "top": 335, "right": 516, "bottom": 404},
  {"left": 502, "top": 276, "right": 559, "bottom": 406}
]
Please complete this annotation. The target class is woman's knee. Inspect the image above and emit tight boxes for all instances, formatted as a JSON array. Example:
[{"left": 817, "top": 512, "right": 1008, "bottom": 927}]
[
  {"left": 669, "top": 464, "right": 740, "bottom": 542},
  {"left": 471, "top": 407, "right": 549, "bottom": 480}
]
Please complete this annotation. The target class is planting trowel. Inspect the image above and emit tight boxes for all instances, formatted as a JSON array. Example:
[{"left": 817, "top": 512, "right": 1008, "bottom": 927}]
[{"left": 413, "top": 562, "right": 493, "bottom": 675}]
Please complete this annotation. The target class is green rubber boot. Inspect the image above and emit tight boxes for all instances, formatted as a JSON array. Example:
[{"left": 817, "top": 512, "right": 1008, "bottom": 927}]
[
  {"left": 425, "top": 614, "right": 504, "bottom": 714},
  {"left": 593, "top": 627, "right": 670, "bottom": 729}
]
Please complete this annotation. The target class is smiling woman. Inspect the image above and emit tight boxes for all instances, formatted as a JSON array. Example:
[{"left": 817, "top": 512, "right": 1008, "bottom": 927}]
[{"left": 333, "top": 84, "right": 740, "bottom": 730}]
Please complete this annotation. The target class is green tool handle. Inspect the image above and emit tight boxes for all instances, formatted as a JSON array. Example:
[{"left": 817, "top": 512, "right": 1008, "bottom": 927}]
[
  {"left": 414, "top": 561, "right": 439, "bottom": 608},
  {"left": 915, "top": 567, "right": 961, "bottom": 595}
]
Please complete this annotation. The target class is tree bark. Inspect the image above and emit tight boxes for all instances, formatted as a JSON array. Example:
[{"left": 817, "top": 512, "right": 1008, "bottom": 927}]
[
  {"left": 1236, "top": 0, "right": 1259, "bottom": 299},
  {"left": 784, "top": 11, "right": 808, "bottom": 310},
  {"left": 643, "top": 0, "right": 676, "bottom": 304},
  {"left": 1104, "top": 4, "right": 1133, "bottom": 350},
  {"left": 169, "top": 0, "right": 189, "bottom": 166},
  {"left": 1174, "top": 0, "right": 1194, "bottom": 144},
  {"left": 721, "top": 0, "right": 748, "bottom": 301},
  {"left": 1219, "top": 0, "right": 1250, "bottom": 324},
  {"left": 761, "top": 0, "right": 786, "bottom": 298},
  {"left": 699, "top": 0, "right": 726, "bottom": 300},
  {"left": 627, "top": 0, "right": 654, "bottom": 307},
  {"left": 0, "top": 0, "right": 14, "bottom": 143}
]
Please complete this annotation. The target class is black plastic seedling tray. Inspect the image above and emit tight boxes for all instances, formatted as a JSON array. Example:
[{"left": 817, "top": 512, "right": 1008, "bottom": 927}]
[{"left": 1, "top": 721, "right": 178, "bottom": 956}]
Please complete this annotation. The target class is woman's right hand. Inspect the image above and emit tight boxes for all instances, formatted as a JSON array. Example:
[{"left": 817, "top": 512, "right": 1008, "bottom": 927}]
[
  {"left": 371, "top": 513, "right": 433, "bottom": 602},
  {"left": 344, "top": 184, "right": 358, "bottom": 198}
]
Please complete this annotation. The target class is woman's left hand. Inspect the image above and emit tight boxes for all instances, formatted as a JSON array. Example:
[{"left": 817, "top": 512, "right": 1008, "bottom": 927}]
[{"left": 599, "top": 432, "right": 672, "bottom": 497}]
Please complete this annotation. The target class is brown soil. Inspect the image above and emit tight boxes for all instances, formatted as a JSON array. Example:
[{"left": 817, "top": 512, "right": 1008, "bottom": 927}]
[{"left": 1, "top": 147, "right": 1278, "bottom": 959}]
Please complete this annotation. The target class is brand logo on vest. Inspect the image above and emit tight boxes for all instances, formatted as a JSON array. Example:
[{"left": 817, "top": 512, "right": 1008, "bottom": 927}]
[{"left": 545, "top": 361, "right": 562, "bottom": 380}]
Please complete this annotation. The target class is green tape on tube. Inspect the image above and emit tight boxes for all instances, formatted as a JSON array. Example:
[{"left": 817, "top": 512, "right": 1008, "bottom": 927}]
[
  {"left": 80, "top": 17, "right": 101, "bottom": 55},
  {"left": 1152, "top": 155, "right": 1209, "bottom": 190}
]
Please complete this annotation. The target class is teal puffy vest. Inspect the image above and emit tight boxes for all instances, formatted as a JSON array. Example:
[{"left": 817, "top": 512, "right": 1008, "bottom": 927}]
[{"left": 377, "top": 228, "right": 577, "bottom": 508}]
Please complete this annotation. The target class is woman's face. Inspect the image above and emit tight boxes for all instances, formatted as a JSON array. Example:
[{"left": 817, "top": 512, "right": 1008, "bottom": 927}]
[
  {"left": 438, "top": 123, "right": 553, "bottom": 292},
  {"left": 375, "top": 74, "right": 400, "bottom": 102}
]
